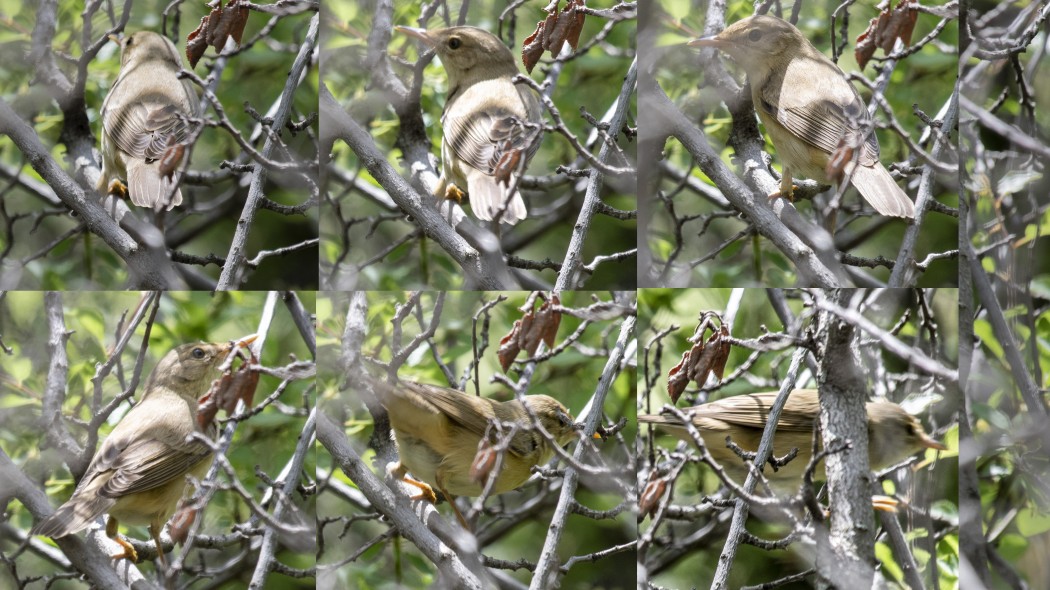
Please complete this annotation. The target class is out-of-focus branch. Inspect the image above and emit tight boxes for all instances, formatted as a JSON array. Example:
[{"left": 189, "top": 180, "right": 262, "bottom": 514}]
[
  {"left": 316, "top": 411, "right": 489, "bottom": 588},
  {"left": 530, "top": 313, "right": 636, "bottom": 588},
  {"left": 644, "top": 81, "right": 848, "bottom": 287},
  {"left": 1, "top": 448, "right": 143, "bottom": 589}
]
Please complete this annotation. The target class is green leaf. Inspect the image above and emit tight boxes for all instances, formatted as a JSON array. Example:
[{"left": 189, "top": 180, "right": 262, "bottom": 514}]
[{"left": 1017, "top": 507, "right": 1050, "bottom": 536}]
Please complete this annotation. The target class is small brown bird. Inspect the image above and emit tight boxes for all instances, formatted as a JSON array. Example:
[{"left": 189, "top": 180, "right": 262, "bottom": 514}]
[
  {"left": 369, "top": 378, "right": 583, "bottom": 524},
  {"left": 639, "top": 389, "right": 944, "bottom": 487},
  {"left": 690, "top": 15, "right": 915, "bottom": 219},
  {"left": 396, "top": 26, "right": 542, "bottom": 225},
  {"left": 31, "top": 337, "right": 254, "bottom": 564},
  {"left": 96, "top": 31, "right": 200, "bottom": 211}
]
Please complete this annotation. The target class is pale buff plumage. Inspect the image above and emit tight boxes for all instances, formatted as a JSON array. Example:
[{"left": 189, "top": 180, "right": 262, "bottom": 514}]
[
  {"left": 638, "top": 389, "right": 944, "bottom": 487},
  {"left": 31, "top": 340, "right": 244, "bottom": 563},
  {"left": 371, "top": 378, "right": 580, "bottom": 499},
  {"left": 691, "top": 15, "right": 915, "bottom": 218},
  {"left": 96, "top": 31, "right": 199, "bottom": 211},
  {"left": 397, "top": 26, "right": 542, "bottom": 225}
]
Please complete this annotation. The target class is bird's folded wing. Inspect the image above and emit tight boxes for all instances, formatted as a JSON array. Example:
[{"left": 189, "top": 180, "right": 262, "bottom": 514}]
[
  {"left": 646, "top": 392, "right": 819, "bottom": 432},
  {"left": 444, "top": 108, "right": 534, "bottom": 181},
  {"left": 107, "top": 102, "right": 190, "bottom": 161},
  {"left": 761, "top": 80, "right": 879, "bottom": 167},
  {"left": 90, "top": 434, "right": 212, "bottom": 499},
  {"left": 400, "top": 380, "right": 497, "bottom": 438},
  {"left": 700, "top": 404, "right": 815, "bottom": 432}
]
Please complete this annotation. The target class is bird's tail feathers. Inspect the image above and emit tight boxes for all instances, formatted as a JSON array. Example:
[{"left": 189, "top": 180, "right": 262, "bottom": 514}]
[
  {"left": 127, "top": 160, "right": 183, "bottom": 211},
  {"left": 30, "top": 495, "right": 114, "bottom": 539},
  {"left": 847, "top": 163, "right": 915, "bottom": 219},
  {"left": 467, "top": 172, "right": 526, "bottom": 225}
]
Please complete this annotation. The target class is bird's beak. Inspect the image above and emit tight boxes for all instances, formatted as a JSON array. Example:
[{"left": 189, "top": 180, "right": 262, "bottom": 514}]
[
  {"left": 687, "top": 35, "right": 724, "bottom": 48},
  {"left": 918, "top": 432, "right": 947, "bottom": 451},
  {"left": 395, "top": 26, "right": 436, "bottom": 48},
  {"left": 107, "top": 33, "right": 122, "bottom": 45}
]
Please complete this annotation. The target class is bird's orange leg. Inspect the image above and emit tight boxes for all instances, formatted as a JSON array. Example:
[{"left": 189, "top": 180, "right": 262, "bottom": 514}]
[
  {"left": 871, "top": 495, "right": 900, "bottom": 513},
  {"left": 106, "top": 516, "right": 138, "bottom": 563},
  {"left": 402, "top": 477, "right": 439, "bottom": 503},
  {"left": 440, "top": 485, "right": 469, "bottom": 530},
  {"left": 149, "top": 523, "right": 168, "bottom": 567},
  {"left": 107, "top": 179, "right": 129, "bottom": 200},
  {"left": 387, "top": 462, "right": 438, "bottom": 503},
  {"left": 444, "top": 183, "right": 465, "bottom": 204},
  {"left": 433, "top": 469, "right": 470, "bottom": 530}
]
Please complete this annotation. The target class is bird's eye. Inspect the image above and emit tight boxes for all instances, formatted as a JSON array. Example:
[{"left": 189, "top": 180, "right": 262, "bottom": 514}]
[
  {"left": 448, "top": 37, "right": 461, "bottom": 49},
  {"left": 191, "top": 347, "right": 206, "bottom": 359},
  {"left": 748, "top": 29, "right": 762, "bottom": 42}
]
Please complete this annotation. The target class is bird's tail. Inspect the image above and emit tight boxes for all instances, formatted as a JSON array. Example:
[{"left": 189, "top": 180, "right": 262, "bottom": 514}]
[
  {"left": 467, "top": 172, "right": 527, "bottom": 225},
  {"left": 127, "top": 160, "right": 183, "bottom": 211},
  {"left": 30, "top": 494, "right": 114, "bottom": 539},
  {"left": 847, "top": 162, "right": 915, "bottom": 219}
]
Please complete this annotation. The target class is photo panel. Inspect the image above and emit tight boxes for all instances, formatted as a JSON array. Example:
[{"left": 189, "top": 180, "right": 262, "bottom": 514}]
[
  {"left": 320, "top": 1, "right": 638, "bottom": 290},
  {"left": 960, "top": 1, "right": 1050, "bottom": 586},
  {"left": 638, "top": 1, "right": 959, "bottom": 287},
  {"left": 637, "top": 288, "right": 958, "bottom": 588},
  {"left": 0, "top": 1, "right": 319, "bottom": 289},
  {"left": 315, "top": 290, "right": 635, "bottom": 587},
  {"left": 1, "top": 291, "right": 316, "bottom": 588}
]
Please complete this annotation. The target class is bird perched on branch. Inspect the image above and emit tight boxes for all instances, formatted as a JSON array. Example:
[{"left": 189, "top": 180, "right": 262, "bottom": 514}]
[
  {"left": 639, "top": 389, "right": 944, "bottom": 487},
  {"left": 32, "top": 336, "right": 255, "bottom": 564},
  {"left": 368, "top": 378, "right": 587, "bottom": 525},
  {"left": 97, "top": 31, "right": 200, "bottom": 211},
  {"left": 691, "top": 15, "right": 915, "bottom": 219},
  {"left": 397, "top": 25, "right": 542, "bottom": 225}
]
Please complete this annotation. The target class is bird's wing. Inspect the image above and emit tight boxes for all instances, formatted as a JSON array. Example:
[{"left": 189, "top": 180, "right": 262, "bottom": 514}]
[
  {"left": 372, "top": 379, "right": 496, "bottom": 436},
  {"left": 400, "top": 381, "right": 497, "bottom": 437},
  {"left": 86, "top": 430, "right": 212, "bottom": 499},
  {"left": 759, "top": 60, "right": 879, "bottom": 166},
  {"left": 672, "top": 391, "right": 819, "bottom": 432},
  {"left": 516, "top": 84, "right": 543, "bottom": 161},
  {"left": 443, "top": 106, "right": 536, "bottom": 184},
  {"left": 105, "top": 101, "right": 190, "bottom": 161},
  {"left": 416, "top": 384, "right": 549, "bottom": 458},
  {"left": 373, "top": 378, "right": 542, "bottom": 457}
]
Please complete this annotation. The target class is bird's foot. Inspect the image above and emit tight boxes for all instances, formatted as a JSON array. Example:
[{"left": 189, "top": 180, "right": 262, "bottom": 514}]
[
  {"left": 107, "top": 179, "right": 128, "bottom": 199},
  {"left": 871, "top": 495, "right": 899, "bottom": 513},
  {"left": 767, "top": 185, "right": 799, "bottom": 205},
  {"left": 402, "top": 477, "right": 438, "bottom": 504},
  {"left": 110, "top": 535, "right": 139, "bottom": 563},
  {"left": 444, "top": 184, "right": 465, "bottom": 204}
]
